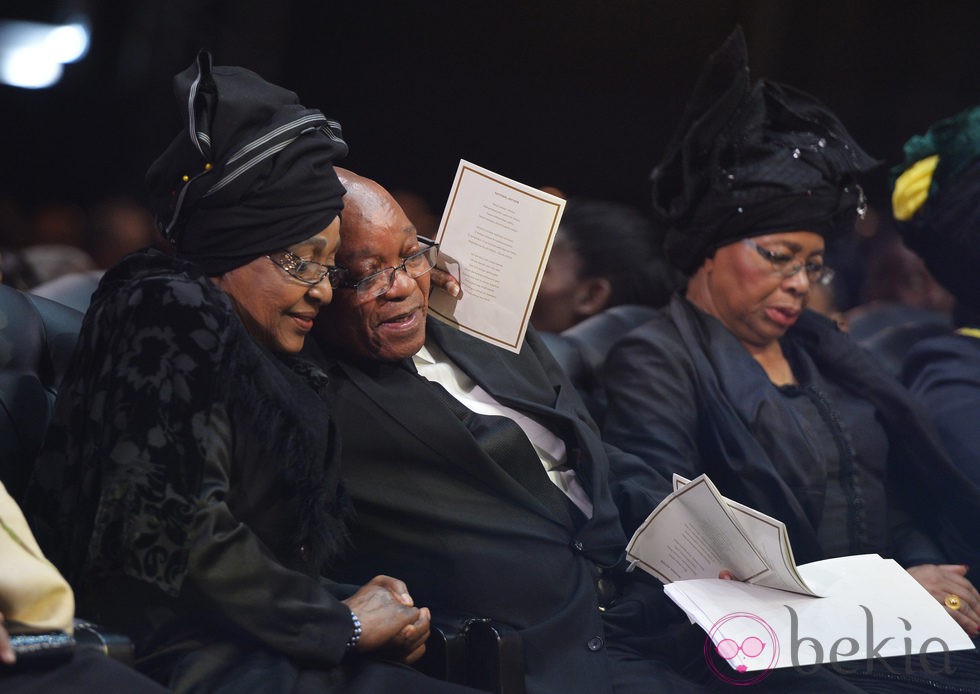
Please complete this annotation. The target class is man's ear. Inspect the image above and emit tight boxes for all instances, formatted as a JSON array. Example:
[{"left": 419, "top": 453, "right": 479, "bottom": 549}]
[{"left": 573, "top": 277, "right": 612, "bottom": 319}]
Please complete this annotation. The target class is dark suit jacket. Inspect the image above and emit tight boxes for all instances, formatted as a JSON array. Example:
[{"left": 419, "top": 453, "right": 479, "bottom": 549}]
[{"left": 314, "top": 319, "right": 677, "bottom": 694}]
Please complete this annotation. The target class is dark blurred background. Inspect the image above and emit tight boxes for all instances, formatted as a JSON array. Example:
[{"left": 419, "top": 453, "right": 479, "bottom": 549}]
[{"left": 1, "top": 0, "right": 978, "bottom": 240}]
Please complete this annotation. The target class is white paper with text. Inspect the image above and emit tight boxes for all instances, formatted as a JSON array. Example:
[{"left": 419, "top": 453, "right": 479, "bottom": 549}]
[{"left": 428, "top": 160, "right": 565, "bottom": 353}]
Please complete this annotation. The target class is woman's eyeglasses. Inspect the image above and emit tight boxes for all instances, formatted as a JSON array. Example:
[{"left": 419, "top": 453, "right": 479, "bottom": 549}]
[
  {"left": 743, "top": 239, "right": 835, "bottom": 286},
  {"left": 267, "top": 250, "right": 347, "bottom": 287},
  {"left": 336, "top": 237, "right": 439, "bottom": 301}
]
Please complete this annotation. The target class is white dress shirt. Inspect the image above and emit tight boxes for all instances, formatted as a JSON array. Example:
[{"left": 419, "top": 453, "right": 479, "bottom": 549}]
[{"left": 413, "top": 341, "right": 593, "bottom": 518}]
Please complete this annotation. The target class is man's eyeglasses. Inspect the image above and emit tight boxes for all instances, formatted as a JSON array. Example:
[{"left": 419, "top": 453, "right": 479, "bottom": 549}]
[
  {"left": 336, "top": 237, "right": 439, "bottom": 301},
  {"left": 742, "top": 239, "right": 835, "bottom": 286},
  {"left": 267, "top": 250, "right": 346, "bottom": 287}
]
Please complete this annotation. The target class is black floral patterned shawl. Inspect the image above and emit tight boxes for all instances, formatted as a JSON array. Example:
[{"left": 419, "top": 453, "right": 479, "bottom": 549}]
[{"left": 26, "top": 249, "right": 349, "bottom": 598}]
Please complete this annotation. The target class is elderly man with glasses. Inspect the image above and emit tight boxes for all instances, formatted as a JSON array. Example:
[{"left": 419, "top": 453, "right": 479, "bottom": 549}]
[{"left": 303, "top": 169, "right": 720, "bottom": 694}]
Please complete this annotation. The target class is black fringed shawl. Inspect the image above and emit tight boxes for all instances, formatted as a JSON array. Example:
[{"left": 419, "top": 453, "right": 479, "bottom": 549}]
[{"left": 26, "top": 249, "right": 351, "bottom": 597}]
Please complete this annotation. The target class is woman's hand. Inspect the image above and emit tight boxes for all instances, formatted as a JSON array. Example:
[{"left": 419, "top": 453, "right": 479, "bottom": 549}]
[
  {"left": 341, "top": 575, "right": 431, "bottom": 662},
  {"left": 907, "top": 564, "right": 980, "bottom": 636},
  {"left": 0, "top": 613, "right": 16, "bottom": 666},
  {"left": 429, "top": 267, "right": 461, "bottom": 299}
]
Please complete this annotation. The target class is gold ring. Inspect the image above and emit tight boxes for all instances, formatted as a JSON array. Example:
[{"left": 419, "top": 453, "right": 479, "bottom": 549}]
[{"left": 944, "top": 594, "right": 962, "bottom": 610}]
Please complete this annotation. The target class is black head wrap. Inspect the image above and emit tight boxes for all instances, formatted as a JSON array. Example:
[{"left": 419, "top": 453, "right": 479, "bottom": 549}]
[
  {"left": 651, "top": 27, "right": 879, "bottom": 274},
  {"left": 146, "top": 50, "right": 348, "bottom": 275},
  {"left": 891, "top": 106, "right": 980, "bottom": 313}
]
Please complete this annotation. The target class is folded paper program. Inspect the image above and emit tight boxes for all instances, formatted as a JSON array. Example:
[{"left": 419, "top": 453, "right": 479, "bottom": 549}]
[
  {"left": 626, "top": 473, "right": 819, "bottom": 595},
  {"left": 625, "top": 474, "right": 973, "bottom": 672}
]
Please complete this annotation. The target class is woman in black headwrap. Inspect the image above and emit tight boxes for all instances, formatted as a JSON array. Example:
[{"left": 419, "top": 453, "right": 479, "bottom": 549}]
[
  {"left": 23, "top": 52, "right": 476, "bottom": 694},
  {"left": 601, "top": 29, "right": 980, "bottom": 690},
  {"left": 895, "top": 105, "right": 980, "bottom": 498}
]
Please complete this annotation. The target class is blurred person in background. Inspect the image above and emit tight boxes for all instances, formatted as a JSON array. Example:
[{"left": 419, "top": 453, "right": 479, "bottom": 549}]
[
  {"left": 843, "top": 220, "right": 954, "bottom": 375},
  {"left": 531, "top": 197, "right": 680, "bottom": 334},
  {"left": 532, "top": 198, "right": 683, "bottom": 422},
  {"left": 894, "top": 105, "right": 980, "bottom": 494},
  {"left": 29, "top": 197, "right": 163, "bottom": 313}
]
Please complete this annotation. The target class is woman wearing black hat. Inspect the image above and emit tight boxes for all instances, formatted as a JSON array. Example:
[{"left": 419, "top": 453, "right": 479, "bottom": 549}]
[
  {"left": 23, "top": 52, "right": 475, "bottom": 693},
  {"left": 601, "top": 29, "right": 980, "bottom": 690}
]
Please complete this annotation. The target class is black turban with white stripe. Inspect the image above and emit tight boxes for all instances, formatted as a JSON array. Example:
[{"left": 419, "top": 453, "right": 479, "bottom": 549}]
[{"left": 146, "top": 50, "right": 348, "bottom": 274}]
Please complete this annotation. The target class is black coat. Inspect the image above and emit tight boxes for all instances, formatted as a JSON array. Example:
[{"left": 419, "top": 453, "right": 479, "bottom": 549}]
[{"left": 317, "top": 319, "right": 688, "bottom": 694}]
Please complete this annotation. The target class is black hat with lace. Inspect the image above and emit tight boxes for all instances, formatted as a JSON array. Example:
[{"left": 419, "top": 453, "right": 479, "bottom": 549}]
[{"left": 651, "top": 27, "right": 878, "bottom": 275}]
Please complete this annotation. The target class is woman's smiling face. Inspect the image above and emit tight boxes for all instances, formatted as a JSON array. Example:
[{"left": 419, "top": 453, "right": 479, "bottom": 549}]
[{"left": 213, "top": 217, "right": 341, "bottom": 354}]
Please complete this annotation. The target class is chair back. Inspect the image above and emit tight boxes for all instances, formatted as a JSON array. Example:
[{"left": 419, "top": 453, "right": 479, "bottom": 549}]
[
  {"left": 540, "top": 304, "right": 659, "bottom": 425},
  {"left": 0, "top": 285, "right": 82, "bottom": 500}
]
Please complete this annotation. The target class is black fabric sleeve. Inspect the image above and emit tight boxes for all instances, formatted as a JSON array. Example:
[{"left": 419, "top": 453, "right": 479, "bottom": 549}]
[
  {"left": 185, "top": 415, "right": 352, "bottom": 666},
  {"left": 601, "top": 327, "right": 703, "bottom": 532}
]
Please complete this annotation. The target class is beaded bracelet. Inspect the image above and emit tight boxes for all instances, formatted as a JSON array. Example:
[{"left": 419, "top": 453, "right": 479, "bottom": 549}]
[{"left": 346, "top": 609, "right": 362, "bottom": 653}]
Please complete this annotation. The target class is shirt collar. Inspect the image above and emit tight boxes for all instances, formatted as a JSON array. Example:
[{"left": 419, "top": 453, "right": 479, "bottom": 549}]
[{"left": 412, "top": 342, "right": 436, "bottom": 369}]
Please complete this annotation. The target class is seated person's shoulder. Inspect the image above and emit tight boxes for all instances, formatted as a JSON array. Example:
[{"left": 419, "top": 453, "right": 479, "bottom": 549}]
[
  {"left": 90, "top": 255, "right": 236, "bottom": 352},
  {"left": 607, "top": 306, "right": 682, "bottom": 359},
  {"left": 911, "top": 330, "right": 979, "bottom": 358},
  {"left": 903, "top": 330, "right": 980, "bottom": 383}
]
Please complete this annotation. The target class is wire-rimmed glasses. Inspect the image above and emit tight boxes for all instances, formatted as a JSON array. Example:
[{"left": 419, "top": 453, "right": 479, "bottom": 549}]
[
  {"left": 336, "top": 236, "right": 440, "bottom": 300},
  {"left": 742, "top": 239, "right": 835, "bottom": 286},
  {"left": 266, "top": 250, "right": 346, "bottom": 287}
]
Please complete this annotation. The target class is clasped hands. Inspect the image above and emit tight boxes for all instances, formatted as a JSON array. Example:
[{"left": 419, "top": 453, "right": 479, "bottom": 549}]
[{"left": 341, "top": 575, "right": 431, "bottom": 664}]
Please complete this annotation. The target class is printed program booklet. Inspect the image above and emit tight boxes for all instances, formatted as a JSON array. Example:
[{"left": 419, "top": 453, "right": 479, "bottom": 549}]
[
  {"left": 428, "top": 160, "right": 565, "bottom": 353},
  {"left": 626, "top": 474, "right": 974, "bottom": 672}
]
